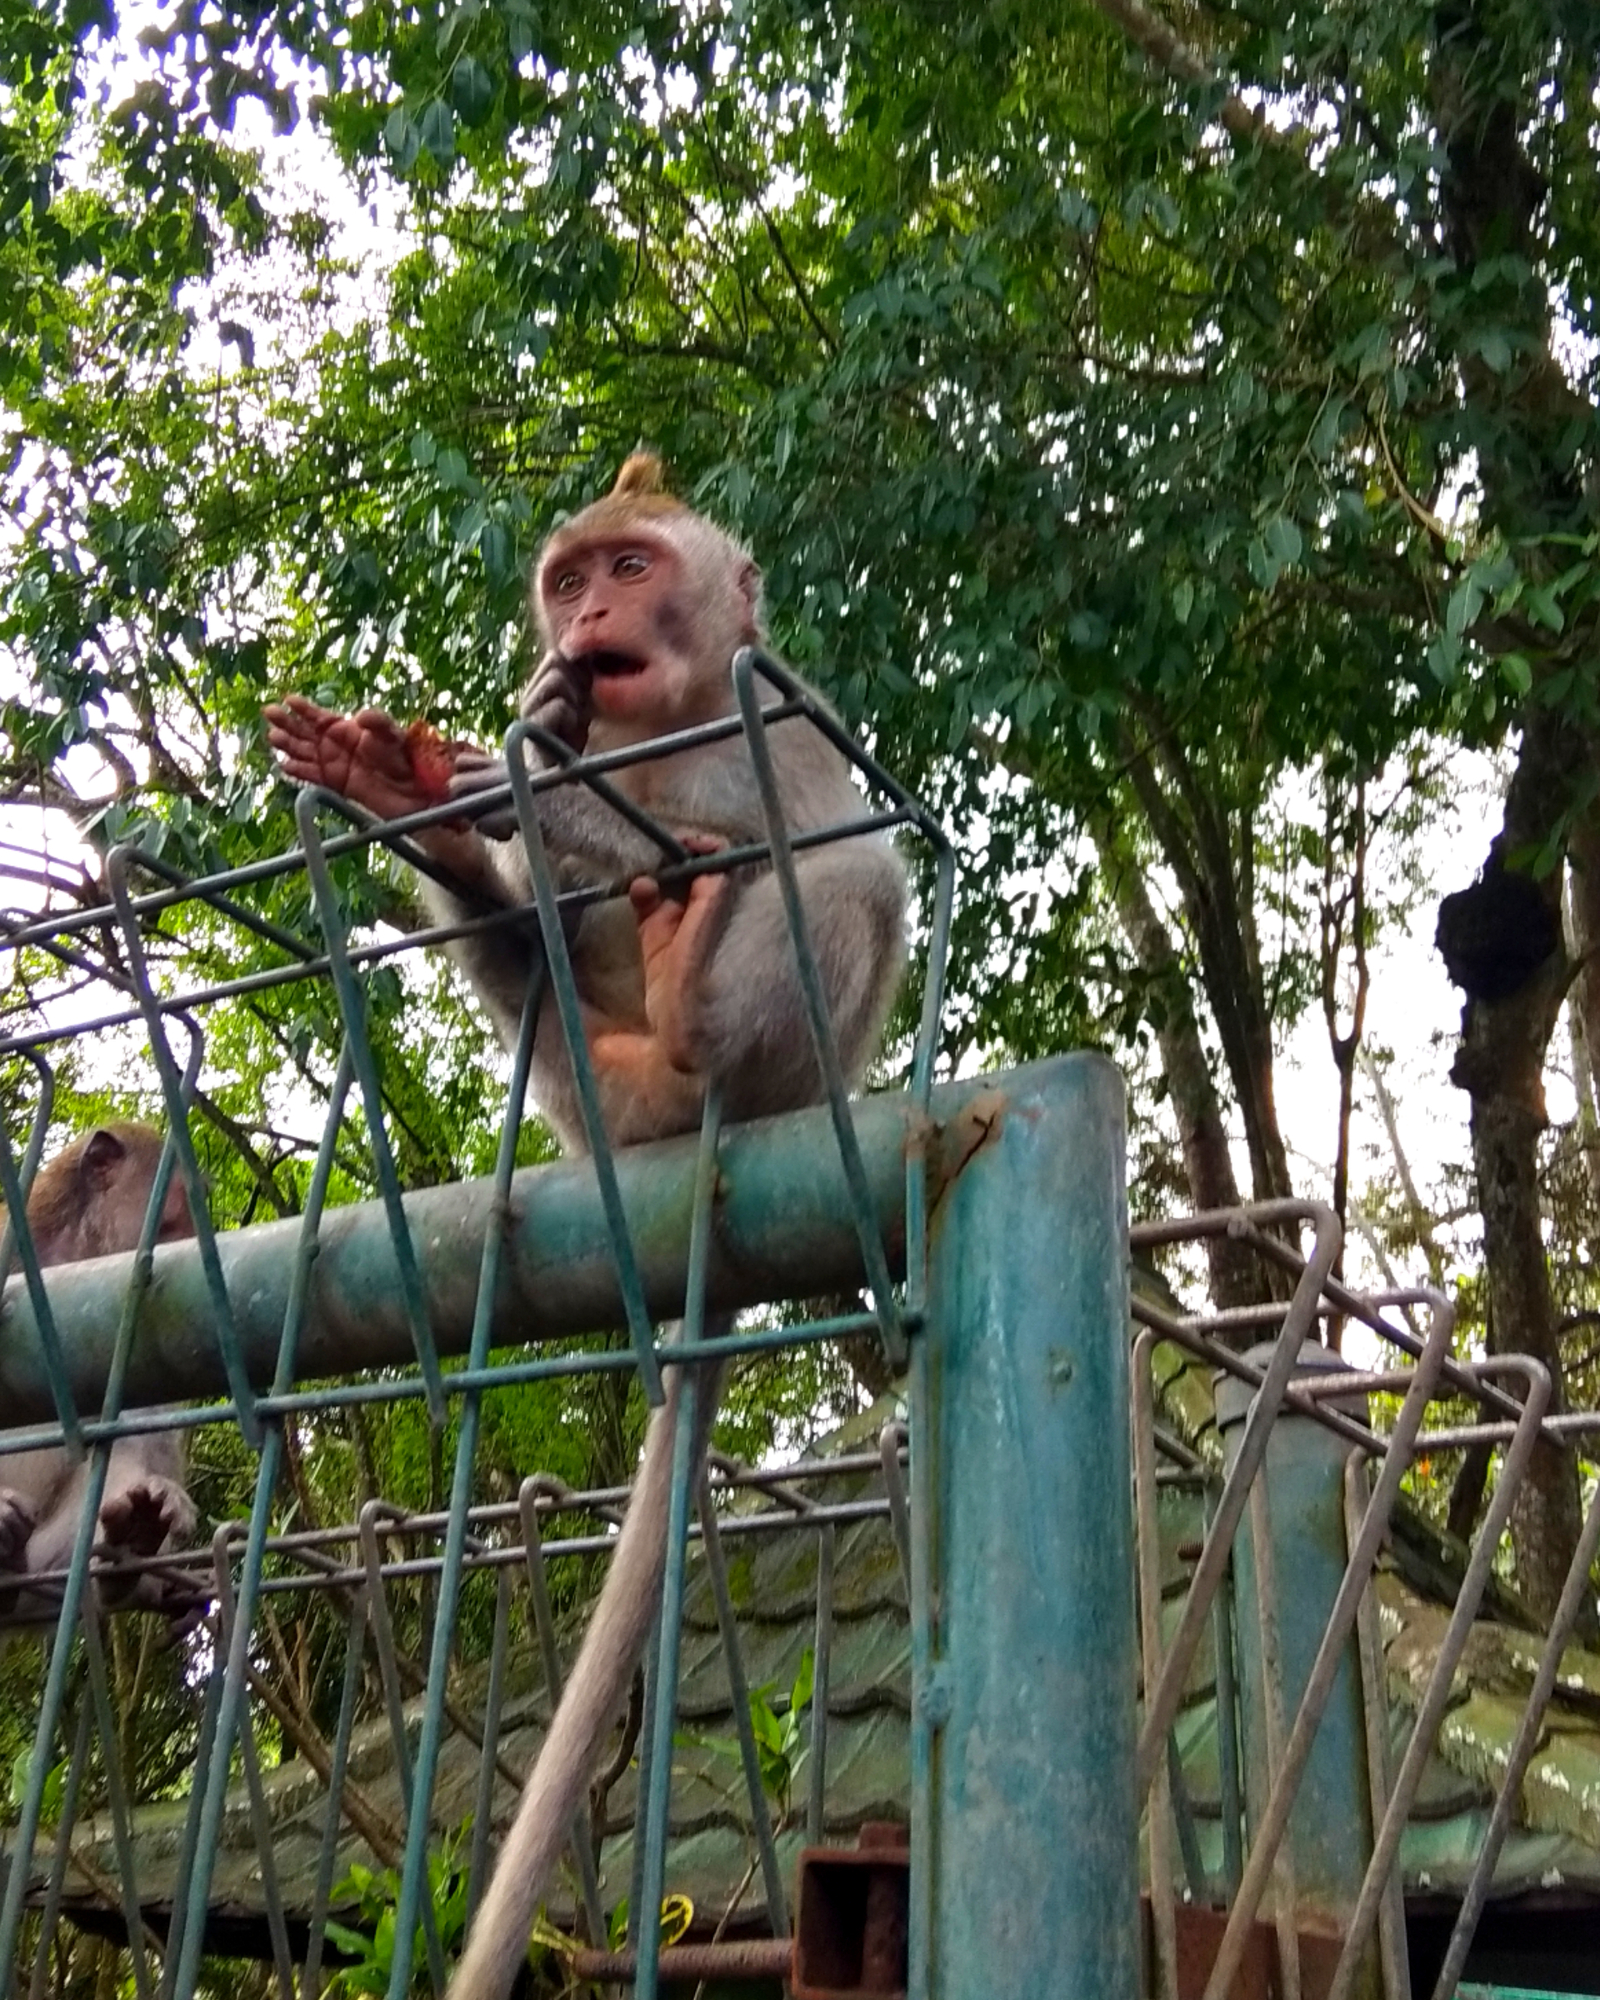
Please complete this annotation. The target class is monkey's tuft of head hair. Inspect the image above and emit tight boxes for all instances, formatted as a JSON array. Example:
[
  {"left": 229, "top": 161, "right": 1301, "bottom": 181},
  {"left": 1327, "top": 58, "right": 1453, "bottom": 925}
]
[
  {"left": 611, "top": 451, "right": 674, "bottom": 501},
  {"left": 567, "top": 450, "right": 686, "bottom": 528}
]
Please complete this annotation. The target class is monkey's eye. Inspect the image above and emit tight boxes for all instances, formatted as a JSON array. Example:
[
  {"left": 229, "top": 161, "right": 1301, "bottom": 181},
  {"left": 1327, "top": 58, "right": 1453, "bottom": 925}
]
[
  {"left": 612, "top": 550, "right": 651, "bottom": 580},
  {"left": 552, "top": 568, "right": 585, "bottom": 597}
]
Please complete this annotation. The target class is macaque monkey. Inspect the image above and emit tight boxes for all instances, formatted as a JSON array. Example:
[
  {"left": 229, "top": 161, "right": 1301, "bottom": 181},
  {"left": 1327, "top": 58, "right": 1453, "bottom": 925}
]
[
  {"left": 0, "top": 1123, "right": 199, "bottom": 1612},
  {"left": 265, "top": 453, "right": 906, "bottom": 1998}
]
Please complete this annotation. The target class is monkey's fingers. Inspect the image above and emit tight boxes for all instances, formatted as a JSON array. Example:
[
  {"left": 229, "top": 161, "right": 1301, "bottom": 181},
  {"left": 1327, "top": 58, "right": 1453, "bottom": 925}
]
[
  {"left": 447, "top": 754, "right": 522, "bottom": 840},
  {"left": 628, "top": 876, "right": 665, "bottom": 921},
  {"left": 449, "top": 747, "right": 503, "bottom": 784},
  {"left": 99, "top": 1480, "right": 195, "bottom": 1559},
  {"left": 521, "top": 652, "right": 594, "bottom": 752},
  {"left": 0, "top": 1489, "right": 36, "bottom": 1573},
  {"left": 265, "top": 692, "right": 337, "bottom": 727}
]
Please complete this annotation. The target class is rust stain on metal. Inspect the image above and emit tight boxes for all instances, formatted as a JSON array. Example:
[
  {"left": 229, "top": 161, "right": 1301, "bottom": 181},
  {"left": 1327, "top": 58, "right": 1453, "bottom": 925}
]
[
  {"left": 930, "top": 1091, "right": 1006, "bottom": 1208},
  {"left": 793, "top": 1821, "right": 909, "bottom": 2000}
]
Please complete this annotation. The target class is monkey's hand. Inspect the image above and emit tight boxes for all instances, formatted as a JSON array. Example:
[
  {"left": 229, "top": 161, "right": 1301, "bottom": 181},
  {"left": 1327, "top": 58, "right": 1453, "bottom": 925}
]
[
  {"left": 265, "top": 695, "right": 440, "bottom": 822},
  {"left": 629, "top": 837, "right": 730, "bottom": 1075},
  {"left": 446, "top": 654, "right": 594, "bottom": 839},
  {"left": 520, "top": 650, "right": 594, "bottom": 754},
  {"left": 447, "top": 745, "right": 522, "bottom": 841},
  {"left": 98, "top": 1476, "right": 197, "bottom": 1559},
  {"left": 0, "top": 1488, "right": 37, "bottom": 1574}
]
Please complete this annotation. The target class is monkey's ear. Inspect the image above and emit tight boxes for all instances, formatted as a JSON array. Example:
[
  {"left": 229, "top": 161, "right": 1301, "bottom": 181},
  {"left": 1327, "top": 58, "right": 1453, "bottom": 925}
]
[
  {"left": 79, "top": 1128, "right": 127, "bottom": 1192},
  {"left": 735, "top": 557, "right": 764, "bottom": 629}
]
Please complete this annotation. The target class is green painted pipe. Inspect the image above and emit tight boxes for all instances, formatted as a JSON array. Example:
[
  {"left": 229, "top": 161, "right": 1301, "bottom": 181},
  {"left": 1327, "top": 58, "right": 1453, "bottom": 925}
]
[
  {"left": 0, "top": 1064, "right": 1025, "bottom": 1424},
  {"left": 921, "top": 1050, "right": 1139, "bottom": 1998}
]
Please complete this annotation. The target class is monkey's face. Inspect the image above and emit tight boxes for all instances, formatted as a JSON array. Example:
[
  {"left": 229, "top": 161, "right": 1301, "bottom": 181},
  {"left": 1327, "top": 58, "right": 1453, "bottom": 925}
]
[
  {"left": 537, "top": 525, "right": 755, "bottom": 731},
  {"left": 88, "top": 1153, "right": 197, "bottom": 1261}
]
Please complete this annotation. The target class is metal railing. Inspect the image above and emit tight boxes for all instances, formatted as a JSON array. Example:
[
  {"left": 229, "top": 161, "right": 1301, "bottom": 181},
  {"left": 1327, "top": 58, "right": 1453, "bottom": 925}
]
[
  {"left": 4, "top": 654, "right": 1589, "bottom": 1999},
  {"left": 1132, "top": 1205, "right": 1600, "bottom": 2000},
  {"left": 0, "top": 651, "right": 984, "bottom": 2000}
]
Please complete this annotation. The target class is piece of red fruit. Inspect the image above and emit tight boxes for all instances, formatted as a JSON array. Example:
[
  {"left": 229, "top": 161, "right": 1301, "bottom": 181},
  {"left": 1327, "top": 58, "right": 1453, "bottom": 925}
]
[{"left": 404, "top": 720, "right": 459, "bottom": 803}]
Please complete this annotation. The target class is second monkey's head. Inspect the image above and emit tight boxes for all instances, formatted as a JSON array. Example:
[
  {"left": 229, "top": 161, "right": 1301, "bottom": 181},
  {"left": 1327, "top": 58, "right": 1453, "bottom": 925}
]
[{"left": 532, "top": 453, "right": 764, "bottom": 732}]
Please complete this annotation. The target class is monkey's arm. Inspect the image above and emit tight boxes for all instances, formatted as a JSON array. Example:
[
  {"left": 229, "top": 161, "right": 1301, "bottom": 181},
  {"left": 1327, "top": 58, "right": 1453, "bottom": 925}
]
[
  {"left": 265, "top": 696, "right": 500, "bottom": 893},
  {"left": 449, "top": 746, "right": 683, "bottom": 881}
]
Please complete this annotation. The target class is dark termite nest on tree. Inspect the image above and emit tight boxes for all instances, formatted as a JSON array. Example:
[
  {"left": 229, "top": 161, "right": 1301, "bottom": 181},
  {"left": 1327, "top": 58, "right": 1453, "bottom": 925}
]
[{"left": 1435, "top": 859, "right": 1560, "bottom": 1003}]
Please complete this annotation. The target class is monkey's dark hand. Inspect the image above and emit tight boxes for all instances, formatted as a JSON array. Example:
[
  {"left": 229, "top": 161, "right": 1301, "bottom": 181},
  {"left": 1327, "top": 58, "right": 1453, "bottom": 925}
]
[
  {"left": 0, "top": 1488, "right": 36, "bottom": 1574},
  {"left": 99, "top": 1476, "right": 197, "bottom": 1559},
  {"left": 448, "top": 747, "right": 521, "bottom": 841},
  {"left": 521, "top": 650, "right": 594, "bottom": 755},
  {"left": 449, "top": 654, "right": 594, "bottom": 839}
]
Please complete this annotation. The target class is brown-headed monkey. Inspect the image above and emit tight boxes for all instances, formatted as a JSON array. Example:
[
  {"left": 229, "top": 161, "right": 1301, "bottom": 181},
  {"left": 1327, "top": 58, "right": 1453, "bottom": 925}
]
[
  {"left": 1, "top": 1123, "right": 199, "bottom": 1610},
  {"left": 265, "top": 454, "right": 906, "bottom": 1998}
]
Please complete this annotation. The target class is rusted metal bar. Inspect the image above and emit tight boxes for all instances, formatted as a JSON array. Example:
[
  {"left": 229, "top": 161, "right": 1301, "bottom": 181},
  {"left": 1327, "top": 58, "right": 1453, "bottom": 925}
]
[
  {"left": 1199, "top": 1296, "right": 1456, "bottom": 2000},
  {"left": 568, "top": 1939, "right": 793, "bottom": 1983},
  {"left": 1132, "top": 1326, "right": 1178, "bottom": 2000},
  {"left": 1137, "top": 1202, "right": 1343, "bottom": 1792}
]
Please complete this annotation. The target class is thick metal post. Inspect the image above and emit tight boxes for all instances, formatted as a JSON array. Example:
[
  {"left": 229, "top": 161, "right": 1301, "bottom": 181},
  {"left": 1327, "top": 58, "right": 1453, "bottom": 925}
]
[
  {"left": 919, "top": 1054, "right": 1137, "bottom": 1999},
  {"left": 1216, "top": 1347, "right": 1380, "bottom": 1996}
]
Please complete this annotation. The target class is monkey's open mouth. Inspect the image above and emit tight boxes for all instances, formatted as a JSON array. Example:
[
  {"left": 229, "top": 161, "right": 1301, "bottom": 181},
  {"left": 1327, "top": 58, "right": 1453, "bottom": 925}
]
[{"left": 580, "top": 650, "right": 648, "bottom": 680}]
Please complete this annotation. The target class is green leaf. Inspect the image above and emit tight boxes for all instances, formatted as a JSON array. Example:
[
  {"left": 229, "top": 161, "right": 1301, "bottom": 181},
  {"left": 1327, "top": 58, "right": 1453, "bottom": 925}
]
[
  {"left": 1263, "top": 515, "right": 1302, "bottom": 569},
  {"left": 481, "top": 520, "right": 512, "bottom": 579},
  {"left": 791, "top": 1645, "right": 815, "bottom": 1716},
  {"left": 1473, "top": 328, "right": 1513, "bottom": 372},
  {"left": 1426, "top": 632, "right": 1461, "bottom": 683},
  {"left": 383, "top": 109, "right": 420, "bottom": 172},
  {"left": 1444, "top": 576, "right": 1482, "bottom": 637},
  {"left": 434, "top": 446, "right": 471, "bottom": 491},
  {"left": 419, "top": 100, "right": 457, "bottom": 164},
  {"left": 451, "top": 57, "right": 495, "bottom": 126}
]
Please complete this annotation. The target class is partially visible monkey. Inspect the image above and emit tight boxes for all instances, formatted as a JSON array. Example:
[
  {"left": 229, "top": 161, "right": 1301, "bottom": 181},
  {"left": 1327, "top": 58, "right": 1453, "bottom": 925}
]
[
  {"left": 0, "top": 1124, "right": 199, "bottom": 1611},
  {"left": 266, "top": 454, "right": 906, "bottom": 1998}
]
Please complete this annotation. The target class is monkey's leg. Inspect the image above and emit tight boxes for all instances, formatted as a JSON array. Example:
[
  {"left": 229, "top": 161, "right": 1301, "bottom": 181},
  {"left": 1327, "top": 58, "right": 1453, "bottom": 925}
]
[
  {"left": 689, "top": 845, "right": 907, "bottom": 1117},
  {"left": 627, "top": 866, "right": 732, "bottom": 1076},
  {"left": 587, "top": 1027, "right": 707, "bottom": 1140}
]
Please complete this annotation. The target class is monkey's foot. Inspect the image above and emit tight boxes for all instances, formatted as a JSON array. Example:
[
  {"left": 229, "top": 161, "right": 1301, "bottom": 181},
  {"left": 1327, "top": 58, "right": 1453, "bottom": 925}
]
[
  {"left": 98, "top": 1477, "right": 197, "bottom": 1560},
  {"left": 0, "top": 1488, "right": 37, "bottom": 1575},
  {"left": 630, "top": 845, "right": 729, "bottom": 1074},
  {"left": 590, "top": 1029, "right": 707, "bottom": 1136}
]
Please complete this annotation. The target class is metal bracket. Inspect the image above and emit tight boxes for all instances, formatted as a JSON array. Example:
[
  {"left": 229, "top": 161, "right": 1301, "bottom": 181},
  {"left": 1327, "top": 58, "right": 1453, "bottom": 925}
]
[{"left": 793, "top": 1822, "right": 910, "bottom": 2000}]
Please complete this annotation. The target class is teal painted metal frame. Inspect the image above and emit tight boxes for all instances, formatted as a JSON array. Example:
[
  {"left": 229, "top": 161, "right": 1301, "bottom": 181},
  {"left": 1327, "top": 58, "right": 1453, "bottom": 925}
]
[{"left": 0, "top": 663, "right": 1147, "bottom": 2000}]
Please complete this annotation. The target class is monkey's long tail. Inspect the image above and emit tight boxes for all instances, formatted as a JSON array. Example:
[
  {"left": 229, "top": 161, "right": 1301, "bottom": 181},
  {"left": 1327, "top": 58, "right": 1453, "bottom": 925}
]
[{"left": 446, "top": 1351, "right": 725, "bottom": 2000}]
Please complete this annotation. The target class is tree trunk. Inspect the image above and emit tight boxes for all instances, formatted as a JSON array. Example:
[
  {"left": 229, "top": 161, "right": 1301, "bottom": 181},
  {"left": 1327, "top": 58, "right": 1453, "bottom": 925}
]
[
  {"left": 1098, "top": 833, "right": 1263, "bottom": 1311},
  {"left": 1447, "top": 718, "right": 1584, "bottom": 1624},
  {"left": 1429, "top": 0, "right": 1598, "bottom": 1622},
  {"left": 1121, "top": 726, "right": 1295, "bottom": 1208},
  {"left": 1562, "top": 833, "right": 1600, "bottom": 1225}
]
